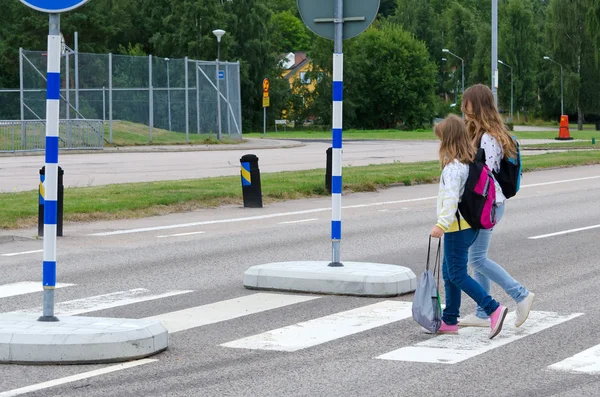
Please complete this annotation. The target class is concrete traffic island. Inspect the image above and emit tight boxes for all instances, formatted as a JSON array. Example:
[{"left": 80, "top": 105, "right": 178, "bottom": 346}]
[
  {"left": 0, "top": 314, "right": 168, "bottom": 364},
  {"left": 243, "top": 261, "right": 417, "bottom": 297}
]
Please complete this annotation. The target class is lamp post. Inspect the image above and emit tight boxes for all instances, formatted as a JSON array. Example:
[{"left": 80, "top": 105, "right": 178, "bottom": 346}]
[
  {"left": 498, "top": 60, "right": 513, "bottom": 123},
  {"left": 543, "top": 56, "right": 564, "bottom": 116},
  {"left": 213, "top": 29, "right": 226, "bottom": 140},
  {"left": 442, "top": 48, "right": 464, "bottom": 94},
  {"left": 165, "top": 57, "right": 171, "bottom": 131}
]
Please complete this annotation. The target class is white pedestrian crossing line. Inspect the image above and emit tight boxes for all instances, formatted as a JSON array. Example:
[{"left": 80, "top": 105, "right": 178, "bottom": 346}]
[
  {"left": 1, "top": 249, "right": 43, "bottom": 257},
  {"left": 377, "top": 311, "right": 582, "bottom": 364},
  {"left": 147, "top": 293, "right": 319, "bottom": 333},
  {"left": 221, "top": 301, "right": 413, "bottom": 352},
  {"left": 0, "top": 281, "right": 74, "bottom": 299},
  {"left": 549, "top": 344, "right": 600, "bottom": 374},
  {"left": 11, "top": 288, "right": 193, "bottom": 316}
]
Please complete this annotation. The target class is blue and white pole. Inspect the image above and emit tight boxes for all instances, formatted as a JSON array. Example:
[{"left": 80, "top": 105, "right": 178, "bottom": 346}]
[
  {"left": 40, "top": 13, "right": 61, "bottom": 322},
  {"left": 330, "top": 0, "right": 344, "bottom": 267}
]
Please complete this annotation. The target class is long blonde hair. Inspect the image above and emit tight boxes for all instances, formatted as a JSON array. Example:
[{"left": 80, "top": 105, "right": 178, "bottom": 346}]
[
  {"left": 461, "top": 84, "right": 517, "bottom": 158},
  {"left": 435, "top": 115, "right": 476, "bottom": 169}
]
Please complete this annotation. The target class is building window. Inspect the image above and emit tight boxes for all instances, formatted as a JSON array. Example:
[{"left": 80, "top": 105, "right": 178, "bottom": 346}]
[{"left": 300, "top": 72, "right": 311, "bottom": 84}]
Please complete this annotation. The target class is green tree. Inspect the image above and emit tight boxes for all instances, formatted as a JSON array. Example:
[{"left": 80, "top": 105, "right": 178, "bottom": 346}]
[
  {"left": 307, "top": 22, "right": 437, "bottom": 129},
  {"left": 268, "top": 11, "right": 312, "bottom": 53}
]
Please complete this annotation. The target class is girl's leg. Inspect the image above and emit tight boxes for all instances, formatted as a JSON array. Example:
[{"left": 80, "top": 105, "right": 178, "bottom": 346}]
[
  {"left": 469, "top": 205, "right": 529, "bottom": 319},
  {"left": 445, "top": 228, "right": 499, "bottom": 316},
  {"left": 442, "top": 253, "right": 461, "bottom": 326}
]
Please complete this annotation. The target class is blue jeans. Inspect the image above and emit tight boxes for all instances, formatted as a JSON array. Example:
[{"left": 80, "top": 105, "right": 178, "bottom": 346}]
[
  {"left": 470, "top": 204, "right": 530, "bottom": 319},
  {"left": 442, "top": 228, "right": 500, "bottom": 326}
]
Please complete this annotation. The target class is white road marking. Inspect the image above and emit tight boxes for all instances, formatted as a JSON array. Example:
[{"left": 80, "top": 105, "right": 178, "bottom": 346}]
[
  {"left": 89, "top": 196, "right": 437, "bottom": 236},
  {"left": 0, "top": 359, "right": 157, "bottom": 397},
  {"left": 0, "top": 281, "right": 74, "bottom": 299},
  {"left": 11, "top": 288, "right": 193, "bottom": 316},
  {"left": 221, "top": 301, "right": 412, "bottom": 352},
  {"left": 377, "top": 311, "right": 582, "bottom": 364},
  {"left": 147, "top": 293, "right": 319, "bottom": 333},
  {"left": 529, "top": 224, "right": 600, "bottom": 240},
  {"left": 89, "top": 173, "right": 600, "bottom": 237},
  {"left": 157, "top": 231, "right": 205, "bottom": 238},
  {"left": 549, "top": 344, "right": 600, "bottom": 374},
  {"left": 279, "top": 218, "right": 318, "bottom": 224},
  {"left": 1, "top": 250, "right": 43, "bottom": 257}
]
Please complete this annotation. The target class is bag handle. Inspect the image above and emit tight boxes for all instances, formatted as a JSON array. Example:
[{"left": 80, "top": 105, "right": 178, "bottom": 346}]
[{"left": 426, "top": 236, "right": 442, "bottom": 273}]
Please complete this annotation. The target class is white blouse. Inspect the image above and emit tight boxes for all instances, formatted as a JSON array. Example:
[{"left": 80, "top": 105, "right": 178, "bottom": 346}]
[{"left": 480, "top": 133, "right": 506, "bottom": 204}]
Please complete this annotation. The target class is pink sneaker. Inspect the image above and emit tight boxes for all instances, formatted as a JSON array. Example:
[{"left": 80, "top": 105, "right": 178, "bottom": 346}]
[
  {"left": 489, "top": 305, "right": 508, "bottom": 339},
  {"left": 438, "top": 321, "right": 458, "bottom": 334}
]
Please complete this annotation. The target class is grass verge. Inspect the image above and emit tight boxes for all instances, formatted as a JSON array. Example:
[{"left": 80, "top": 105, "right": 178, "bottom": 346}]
[{"left": 2, "top": 151, "right": 600, "bottom": 230}]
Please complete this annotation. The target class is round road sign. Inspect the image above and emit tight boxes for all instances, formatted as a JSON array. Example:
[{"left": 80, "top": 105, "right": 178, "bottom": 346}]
[
  {"left": 20, "top": 0, "right": 89, "bottom": 13},
  {"left": 297, "top": 0, "right": 380, "bottom": 41}
]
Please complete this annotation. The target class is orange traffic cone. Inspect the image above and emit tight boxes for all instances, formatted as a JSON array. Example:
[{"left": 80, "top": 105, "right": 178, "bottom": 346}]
[{"left": 556, "top": 115, "right": 573, "bottom": 140}]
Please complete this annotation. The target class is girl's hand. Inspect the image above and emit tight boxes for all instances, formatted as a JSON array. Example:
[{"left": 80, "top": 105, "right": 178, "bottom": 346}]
[{"left": 430, "top": 225, "right": 444, "bottom": 239}]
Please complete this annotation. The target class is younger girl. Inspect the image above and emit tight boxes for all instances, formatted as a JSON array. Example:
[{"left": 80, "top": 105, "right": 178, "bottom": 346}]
[{"left": 431, "top": 115, "right": 507, "bottom": 339}]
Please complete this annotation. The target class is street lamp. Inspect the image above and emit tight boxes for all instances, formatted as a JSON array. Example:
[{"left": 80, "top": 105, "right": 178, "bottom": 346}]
[
  {"left": 498, "top": 60, "right": 513, "bottom": 123},
  {"left": 213, "top": 29, "right": 226, "bottom": 140},
  {"left": 442, "top": 48, "right": 464, "bottom": 94},
  {"left": 165, "top": 57, "right": 172, "bottom": 131},
  {"left": 543, "top": 56, "right": 564, "bottom": 116}
]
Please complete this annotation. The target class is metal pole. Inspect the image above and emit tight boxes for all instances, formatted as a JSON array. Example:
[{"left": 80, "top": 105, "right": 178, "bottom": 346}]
[
  {"left": 330, "top": 0, "right": 343, "bottom": 267},
  {"left": 263, "top": 106, "right": 266, "bottom": 135},
  {"left": 510, "top": 67, "right": 514, "bottom": 122},
  {"left": 40, "top": 13, "right": 61, "bottom": 322},
  {"left": 196, "top": 62, "right": 200, "bottom": 134},
  {"left": 108, "top": 53, "right": 113, "bottom": 143},
  {"left": 560, "top": 64, "right": 564, "bottom": 115},
  {"left": 102, "top": 86, "right": 106, "bottom": 122},
  {"left": 491, "top": 0, "right": 498, "bottom": 106},
  {"left": 19, "top": 47, "right": 25, "bottom": 147},
  {"left": 185, "top": 57, "right": 189, "bottom": 142},
  {"left": 149, "top": 55, "right": 153, "bottom": 142},
  {"left": 166, "top": 59, "right": 171, "bottom": 131},
  {"left": 461, "top": 59, "right": 465, "bottom": 94},
  {"left": 65, "top": 50, "right": 71, "bottom": 147},
  {"left": 74, "top": 31, "right": 79, "bottom": 118},
  {"left": 226, "top": 63, "right": 231, "bottom": 135},
  {"left": 237, "top": 61, "right": 242, "bottom": 135},
  {"left": 216, "top": 53, "right": 222, "bottom": 139}
]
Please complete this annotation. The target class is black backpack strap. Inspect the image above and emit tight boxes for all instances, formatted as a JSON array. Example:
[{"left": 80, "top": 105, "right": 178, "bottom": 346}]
[{"left": 456, "top": 209, "right": 462, "bottom": 231}]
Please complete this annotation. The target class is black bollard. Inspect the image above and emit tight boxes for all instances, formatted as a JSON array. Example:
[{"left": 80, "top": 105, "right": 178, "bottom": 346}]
[
  {"left": 325, "top": 147, "right": 332, "bottom": 194},
  {"left": 240, "top": 154, "right": 263, "bottom": 208},
  {"left": 38, "top": 166, "right": 64, "bottom": 237}
]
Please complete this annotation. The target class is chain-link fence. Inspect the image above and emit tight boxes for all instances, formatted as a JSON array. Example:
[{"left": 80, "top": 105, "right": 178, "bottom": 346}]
[{"left": 0, "top": 48, "right": 242, "bottom": 151}]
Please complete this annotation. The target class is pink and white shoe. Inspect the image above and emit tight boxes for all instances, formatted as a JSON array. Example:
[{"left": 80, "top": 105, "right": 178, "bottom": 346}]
[
  {"left": 489, "top": 305, "right": 508, "bottom": 339},
  {"left": 438, "top": 321, "right": 458, "bottom": 334}
]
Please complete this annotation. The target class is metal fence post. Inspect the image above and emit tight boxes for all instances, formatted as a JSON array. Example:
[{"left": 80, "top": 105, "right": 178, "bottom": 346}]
[
  {"left": 65, "top": 50, "right": 71, "bottom": 148},
  {"left": 196, "top": 61, "right": 200, "bottom": 134},
  {"left": 149, "top": 54, "right": 153, "bottom": 143},
  {"left": 108, "top": 52, "right": 113, "bottom": 143},
  {"left": 74, "top": 31, "right": 79, "bottom": 118},
  {"left": 102, "top": 86, "right": 106, "bottom": 122},
  {"left": 19, "top": 47, "right": 25, "bottom": 148},
  {"left": 237, "top": 61, "right": 242, "bottom": 135},
  {"left": 226, "top": 63, "right": 231, "bottom": 136},
  {"left": 185, "top": 56, "right": 189, "bottom": 142}
]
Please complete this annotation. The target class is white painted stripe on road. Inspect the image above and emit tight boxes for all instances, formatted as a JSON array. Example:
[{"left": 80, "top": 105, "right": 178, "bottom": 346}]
[
  {"left": 89, "top": 196, "right": 437, "bottom": 236},
  {"left": 147, "top": 293, "right": 319, "bottom": 334},
  {"left": 221, "top": 301, "right": 413, "bottom": 352},
  {"left": 549, "top": 344, "right": 600, "bottom": 374},
  {"left": 520, "top": 175, "right": 600, "bottom": 189},
  {"left": 529, "top": 224, "right": 600, "bottom": 240},
  {"left": 157, "top": 231, "right": 205, "bottom": 238},
  {"left": 279, "top": 218, "right": 318, "bottom": 225},
  {"left": 0, "top": 359, "right": 157, "bottom": 397},
  {"left": 1, "top": 250, "right": 44, "bottom": 257},
  {"left": 11, "top": 288, "right": 193, "bottom": 316},
  {"left": 377, "top": 311, "right": 582, "bottom": 364},
  {"left": 0, "top": 282, "right": 74, "bottom": 299}
]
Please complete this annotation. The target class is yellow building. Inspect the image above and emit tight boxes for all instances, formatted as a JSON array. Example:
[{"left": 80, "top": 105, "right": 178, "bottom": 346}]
[{"left": 280, "top": 51, "right": 318, "bottom": 92}]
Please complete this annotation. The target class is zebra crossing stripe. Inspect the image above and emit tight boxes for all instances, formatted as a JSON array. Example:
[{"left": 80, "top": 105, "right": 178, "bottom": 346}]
[
  {"left": 147, "top": 293, "right": 319, "bottom": 334},
  {"left": 377, "top": 311, "right": 582, "bottom": 364},
  {"left": 549, "top": 344, "right": 600, "bottom": 374},
  {"left": 10, "top": 288, "right": 192, "bottom": 316},
  {"left": 220, "top": 301, "right": 413, "bottom": 352},
  {"left": 0, "top": 282, "right": 74, "bottom": 299}
]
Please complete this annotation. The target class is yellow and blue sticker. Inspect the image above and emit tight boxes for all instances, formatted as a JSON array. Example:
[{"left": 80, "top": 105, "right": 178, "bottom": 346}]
[
  {"left": 241, "top": 162, "right": 251, "bottom": 186},
  {"left": 39, "top": 174, "right": 45, "bottom": 205}
]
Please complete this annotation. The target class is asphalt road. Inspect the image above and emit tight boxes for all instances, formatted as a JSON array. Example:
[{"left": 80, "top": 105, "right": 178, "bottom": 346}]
[
  {"left": 0, "top": 139, "right": 567, "bottom": 193},
  {"left": 1, "top": 165, "right": 600, "bottom": 396}
]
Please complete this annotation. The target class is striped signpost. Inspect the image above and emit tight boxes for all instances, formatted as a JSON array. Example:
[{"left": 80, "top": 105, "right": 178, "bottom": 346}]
[
  {"left": 20, "top": 0, "right": 89, "bottom": 322},
  {"left": 298, "top": 0, "right": 379, "bottom": 267}
]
